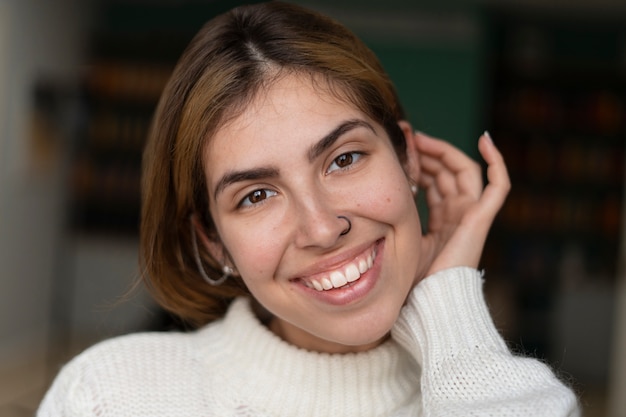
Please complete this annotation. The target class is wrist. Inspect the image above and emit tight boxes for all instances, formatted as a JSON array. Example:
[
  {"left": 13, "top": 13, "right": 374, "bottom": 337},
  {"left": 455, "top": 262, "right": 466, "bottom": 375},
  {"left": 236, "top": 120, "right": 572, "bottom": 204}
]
[{"left": 394, "top": 267, "right": 508, "bottom": 364}]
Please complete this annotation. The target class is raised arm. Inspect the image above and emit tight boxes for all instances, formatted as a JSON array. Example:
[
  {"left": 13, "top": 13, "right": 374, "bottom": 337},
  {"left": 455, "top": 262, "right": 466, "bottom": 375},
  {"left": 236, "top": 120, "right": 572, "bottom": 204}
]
[{"left": 394, "top": 131, "right": 579, "bottom": 416}]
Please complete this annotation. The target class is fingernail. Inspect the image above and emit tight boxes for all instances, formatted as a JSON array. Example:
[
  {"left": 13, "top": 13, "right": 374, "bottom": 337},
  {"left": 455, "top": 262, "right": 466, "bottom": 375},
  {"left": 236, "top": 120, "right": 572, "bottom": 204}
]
[{"left": 483, "top": 130, "right": 493, "bottom": 143}]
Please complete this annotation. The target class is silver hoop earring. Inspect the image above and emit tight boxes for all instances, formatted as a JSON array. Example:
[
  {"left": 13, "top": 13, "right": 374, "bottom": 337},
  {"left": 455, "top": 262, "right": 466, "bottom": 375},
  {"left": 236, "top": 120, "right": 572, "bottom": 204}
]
[
  {"left": 337, "top": 215, "right": 352, "bottom": 236},
  {"left": 190, "top": 219, "right": 231, "bottom": 286}
]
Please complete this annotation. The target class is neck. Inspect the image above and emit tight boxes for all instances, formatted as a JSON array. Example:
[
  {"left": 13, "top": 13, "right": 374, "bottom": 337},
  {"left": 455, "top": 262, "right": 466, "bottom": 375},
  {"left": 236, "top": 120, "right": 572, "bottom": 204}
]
[
  {"left": 202, "top": 297, "right": 420, "bottom": 417},
  {"left": 268, "top": 316, "right": 389, "bottom": 354}
]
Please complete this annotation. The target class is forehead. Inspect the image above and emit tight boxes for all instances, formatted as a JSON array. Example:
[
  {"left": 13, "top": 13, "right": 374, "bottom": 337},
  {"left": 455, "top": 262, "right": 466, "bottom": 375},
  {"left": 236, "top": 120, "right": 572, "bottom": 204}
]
[
  {"left": 222, "top": 72, "right": 356, "bottom": 132},
  {"left": 204, "top": 73, "right": 365, "bottom": 166}
]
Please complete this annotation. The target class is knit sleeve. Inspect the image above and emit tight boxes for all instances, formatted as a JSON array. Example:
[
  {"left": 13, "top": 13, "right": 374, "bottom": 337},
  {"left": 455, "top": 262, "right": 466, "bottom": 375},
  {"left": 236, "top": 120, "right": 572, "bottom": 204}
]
[{"left": 391, "top": 267, "right": 580, "bottom": 417}]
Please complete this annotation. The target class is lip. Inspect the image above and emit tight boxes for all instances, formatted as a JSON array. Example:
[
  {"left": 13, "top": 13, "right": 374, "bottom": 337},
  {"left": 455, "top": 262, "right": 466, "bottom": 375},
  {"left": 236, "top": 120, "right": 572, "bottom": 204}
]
[{"left": 290, "top": 239, "right": 385, "bottom": 306}]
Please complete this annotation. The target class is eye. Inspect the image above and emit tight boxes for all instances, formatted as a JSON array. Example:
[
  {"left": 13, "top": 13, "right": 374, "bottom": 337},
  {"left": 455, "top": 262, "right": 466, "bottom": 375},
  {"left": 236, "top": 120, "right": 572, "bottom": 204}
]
[
  {"left": 239, "top": 188, "right": 277, "bottom": 208},
  {"left": 326, "top": 152, "right": 362, "bottom": 174}
]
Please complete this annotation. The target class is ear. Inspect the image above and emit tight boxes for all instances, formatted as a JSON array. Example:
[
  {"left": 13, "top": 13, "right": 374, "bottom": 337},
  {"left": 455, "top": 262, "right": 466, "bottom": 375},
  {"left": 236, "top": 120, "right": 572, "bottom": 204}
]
[
  {"left": 398, "top": 120, "right": 420, "bottom": 184},
  {"left": 190, "top": 213, "right": 224, "bottom": 264}
]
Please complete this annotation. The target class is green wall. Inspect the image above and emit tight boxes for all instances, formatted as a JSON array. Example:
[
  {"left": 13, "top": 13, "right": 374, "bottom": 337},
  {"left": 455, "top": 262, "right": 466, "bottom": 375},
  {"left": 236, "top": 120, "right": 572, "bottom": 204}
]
[
  {"left": 297, "top": 1, "right": 485, "bottom": 157},
  {"left": 371, "top": 42, "right": 483, "bottom": 157}
]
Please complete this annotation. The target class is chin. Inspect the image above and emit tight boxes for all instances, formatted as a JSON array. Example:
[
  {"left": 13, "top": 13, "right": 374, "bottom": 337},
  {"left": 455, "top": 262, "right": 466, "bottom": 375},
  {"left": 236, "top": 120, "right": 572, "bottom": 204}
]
[
  {"left": 348, "top": 332, "right": 392, "bottom": 351},
  {"left": 323, "top": 314, "right": 398, "bottom": 352}
]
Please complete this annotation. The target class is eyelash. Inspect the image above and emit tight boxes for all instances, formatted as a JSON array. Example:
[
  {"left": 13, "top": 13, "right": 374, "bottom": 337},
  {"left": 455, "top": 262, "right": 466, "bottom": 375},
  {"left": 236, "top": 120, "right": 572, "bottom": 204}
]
[
  {"left": 326, "top": 151, "right": 364, "bottom": 174},
  {"left": 238, "top": 188, "right": 278, "bottom": 208}
]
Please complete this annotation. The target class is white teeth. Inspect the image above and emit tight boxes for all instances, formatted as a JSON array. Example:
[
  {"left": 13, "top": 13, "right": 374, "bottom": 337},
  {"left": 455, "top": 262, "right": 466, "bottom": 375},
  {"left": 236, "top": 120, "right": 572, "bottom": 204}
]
[
  {"left": 303, "top": 246, "right": 378, "bottom": 292},
  {"left": 345, "top": 264, "right": 360, "bottom": 282},
  {"left": 330, "top": 271, "right": 348, "bottom": 287},
  {"left": 358, "top": 259, "right": 368, "bottom": 274},
  {"left": 312, "top": 280, "right": 323, "bottom": 291},
  {"left": 321, "top": 277, "right": 333, "bottom": 290}
]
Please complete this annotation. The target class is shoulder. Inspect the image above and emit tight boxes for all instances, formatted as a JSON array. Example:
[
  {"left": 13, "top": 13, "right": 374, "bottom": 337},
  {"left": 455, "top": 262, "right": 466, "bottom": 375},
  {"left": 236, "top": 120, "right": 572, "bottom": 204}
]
[
  {"left": 77, "top": 329, "right": 196, "bottom": 368},
  {"left": 37, "top": 299, "right": 259, "bottom": 416},
  {"left": 38, "top": 326, "right": 221, "bottom": 416},
  {"left": 51, "top": 330, "right": 200, "bottom": 390}
]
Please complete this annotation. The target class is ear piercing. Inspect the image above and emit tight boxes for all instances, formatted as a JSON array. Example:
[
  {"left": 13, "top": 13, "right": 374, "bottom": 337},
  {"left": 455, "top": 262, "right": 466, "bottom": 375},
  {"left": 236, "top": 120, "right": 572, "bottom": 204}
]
[
  {"left": 409, "top": 179, "right": 418, "bottom": 196},
  {"left": 190, "top": 218, "right": 232, "bottom": 286}
]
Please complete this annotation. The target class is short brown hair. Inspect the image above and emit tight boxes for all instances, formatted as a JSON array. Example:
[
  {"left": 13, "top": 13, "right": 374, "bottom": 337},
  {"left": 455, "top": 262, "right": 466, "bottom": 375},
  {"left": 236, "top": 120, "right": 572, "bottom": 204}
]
[{"left": 140, "top": 1, "right": 407, "bottom": 327}]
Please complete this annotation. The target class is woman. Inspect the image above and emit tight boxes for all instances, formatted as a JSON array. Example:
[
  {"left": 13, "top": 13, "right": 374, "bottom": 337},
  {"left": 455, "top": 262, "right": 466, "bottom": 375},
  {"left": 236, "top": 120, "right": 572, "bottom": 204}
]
[{"left": 39, "top": 2, "right": 579, "bottom": 415}]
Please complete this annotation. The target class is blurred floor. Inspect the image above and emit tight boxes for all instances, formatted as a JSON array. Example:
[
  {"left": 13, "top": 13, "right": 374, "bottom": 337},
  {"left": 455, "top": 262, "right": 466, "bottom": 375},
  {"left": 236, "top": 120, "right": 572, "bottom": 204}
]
[
  {"left": 0, "top": 354, "right": 50, "bottom": 417},
  {"left": 0, "top": 338, "right": 90, "bottom": 417},
  {"left": 579, "top": 385, "right": 609, "bottom": 417}
]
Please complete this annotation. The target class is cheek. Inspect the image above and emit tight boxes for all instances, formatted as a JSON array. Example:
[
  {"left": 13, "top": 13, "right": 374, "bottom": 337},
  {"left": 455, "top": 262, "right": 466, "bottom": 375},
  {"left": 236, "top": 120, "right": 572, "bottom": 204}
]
[
  {"left": 348, "top": 168, "right": 415, "bottom": 220},
  {"left": 220, "top": 219, "right": 284, "bottom": 282}
]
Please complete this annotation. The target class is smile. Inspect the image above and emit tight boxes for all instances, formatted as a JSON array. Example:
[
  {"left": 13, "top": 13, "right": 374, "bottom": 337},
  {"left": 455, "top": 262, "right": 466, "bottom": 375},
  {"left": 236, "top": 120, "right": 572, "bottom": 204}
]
[{"left": 300, "top": 245, "right": 378, "bottom": 292}]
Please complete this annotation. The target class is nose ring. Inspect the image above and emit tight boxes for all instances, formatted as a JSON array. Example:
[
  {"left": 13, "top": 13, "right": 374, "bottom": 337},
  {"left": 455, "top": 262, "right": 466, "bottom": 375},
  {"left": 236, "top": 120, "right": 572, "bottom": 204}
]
[{"left": 338, "top": 215, "right": 352, "bottom": 236}]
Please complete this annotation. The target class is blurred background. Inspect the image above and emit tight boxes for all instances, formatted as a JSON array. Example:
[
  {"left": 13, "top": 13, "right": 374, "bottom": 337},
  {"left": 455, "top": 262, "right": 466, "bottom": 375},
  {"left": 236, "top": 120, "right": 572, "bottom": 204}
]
[{"left": 1, "top": 0, "right": 625, "bottom": 415}]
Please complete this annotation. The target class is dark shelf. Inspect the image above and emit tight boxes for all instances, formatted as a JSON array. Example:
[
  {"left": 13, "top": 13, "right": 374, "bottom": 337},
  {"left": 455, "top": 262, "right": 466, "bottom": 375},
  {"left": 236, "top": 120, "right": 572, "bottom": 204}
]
[{"left": 482, "top": 10, "right": 625, "bottom": 362}]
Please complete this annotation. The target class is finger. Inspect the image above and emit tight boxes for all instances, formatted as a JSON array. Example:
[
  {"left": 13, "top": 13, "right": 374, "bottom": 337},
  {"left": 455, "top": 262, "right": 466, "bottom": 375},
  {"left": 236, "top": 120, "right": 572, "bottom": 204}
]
[
  {"left": 417, "top": 169, "right": 434, "bottom": 189},
  {"left": 416, "top": 132, "right": 480, "bottom": 175},
  {"left": 420, "top": 134, "right": 483, "bottom": 199},
  {"left": 434, "top": 169, "right": 459, "bottom": 197},
  {"left": 456, "top": 162, "right": 483, "bottom": 199},
  {"left": 426, "top": 184, "right": 443, "bottom": 209},
  {"left": 476, "top": 132, "right": 511, "bottom": 215},
  {"left": 418, "top": 153, "right": 448, "bottom": 175},
  {"left": 418, "top": 138, "right": 482, "bottom": 199},
  {"left": 419, "top": 159, "right": 459, "bottom": 206},
  {"left": 419, "top": 172, "right": 443, "bottom": 206}
]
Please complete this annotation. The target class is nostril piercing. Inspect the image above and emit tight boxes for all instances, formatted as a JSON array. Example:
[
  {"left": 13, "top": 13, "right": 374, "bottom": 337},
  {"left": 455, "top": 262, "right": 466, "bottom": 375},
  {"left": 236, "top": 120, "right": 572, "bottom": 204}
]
[{"left": 337, "top": 215, "right": 351, "bottom": 236}]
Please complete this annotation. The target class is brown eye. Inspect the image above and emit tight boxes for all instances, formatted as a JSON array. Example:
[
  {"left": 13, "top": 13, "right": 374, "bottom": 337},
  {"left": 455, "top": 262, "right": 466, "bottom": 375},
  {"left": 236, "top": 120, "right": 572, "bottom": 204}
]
[
  {"left": 240, "top": 189, "right": 277, "bottom": 208},
  {"left": 326, "top": 152, "right": 362, "bottom": 174},
  {"left": 335, "top": 153, "right": 353, "bottom": 168},
  {"left": 250, "top": 190, "right": 266, "bottom": 204}
]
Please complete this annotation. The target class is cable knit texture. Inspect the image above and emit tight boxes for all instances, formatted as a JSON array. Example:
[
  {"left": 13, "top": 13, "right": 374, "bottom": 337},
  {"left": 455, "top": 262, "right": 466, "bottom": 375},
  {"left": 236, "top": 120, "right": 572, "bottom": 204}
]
[{"left": 38, "top": 267, "right": 579, "bottom": 416}]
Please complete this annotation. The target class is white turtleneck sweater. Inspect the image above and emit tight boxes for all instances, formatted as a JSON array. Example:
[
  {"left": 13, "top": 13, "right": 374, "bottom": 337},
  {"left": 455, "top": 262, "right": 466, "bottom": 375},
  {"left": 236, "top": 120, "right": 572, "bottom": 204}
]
[{"left": 38, "top": 267, "right": 579, "bottom": 416}]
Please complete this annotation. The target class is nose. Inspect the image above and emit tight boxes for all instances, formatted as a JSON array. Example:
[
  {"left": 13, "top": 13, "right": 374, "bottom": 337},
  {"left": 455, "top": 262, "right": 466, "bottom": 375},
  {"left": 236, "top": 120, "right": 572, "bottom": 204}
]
[{"left": 292, "top": 194, "right": 348, "bottom": 249}]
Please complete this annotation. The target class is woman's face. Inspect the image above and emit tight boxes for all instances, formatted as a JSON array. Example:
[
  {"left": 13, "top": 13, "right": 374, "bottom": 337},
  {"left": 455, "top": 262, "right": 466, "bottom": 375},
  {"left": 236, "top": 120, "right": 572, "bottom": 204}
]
[{"left": 203, "top": 73, "right": 422, "bottom": 353}]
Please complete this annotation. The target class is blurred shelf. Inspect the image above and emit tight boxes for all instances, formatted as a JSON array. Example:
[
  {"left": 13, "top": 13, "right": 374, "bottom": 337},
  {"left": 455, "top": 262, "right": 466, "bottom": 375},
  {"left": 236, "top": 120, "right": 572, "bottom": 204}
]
[{"left": 482, "top": 10, "right": 625, "bottom": 361}]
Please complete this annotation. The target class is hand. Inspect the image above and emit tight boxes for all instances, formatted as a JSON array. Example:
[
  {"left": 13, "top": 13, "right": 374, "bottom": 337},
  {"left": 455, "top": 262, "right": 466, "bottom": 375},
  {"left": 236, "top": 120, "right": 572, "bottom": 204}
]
[{"left": 413, "top": 131, "right": 510, "bottom": 281}]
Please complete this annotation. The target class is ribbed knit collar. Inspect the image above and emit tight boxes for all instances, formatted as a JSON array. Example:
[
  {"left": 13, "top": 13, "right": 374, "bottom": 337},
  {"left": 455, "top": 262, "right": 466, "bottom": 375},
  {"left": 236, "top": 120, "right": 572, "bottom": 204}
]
[{"left": 194, "top": 297, "right": 421, "bottom": 416}]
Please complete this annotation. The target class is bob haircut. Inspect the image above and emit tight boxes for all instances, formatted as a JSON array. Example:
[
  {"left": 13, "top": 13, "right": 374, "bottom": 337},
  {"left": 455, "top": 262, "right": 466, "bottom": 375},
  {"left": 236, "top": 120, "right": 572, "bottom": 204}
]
[{"left": 140, "top": 1, "right": 409, "bottom": 327}]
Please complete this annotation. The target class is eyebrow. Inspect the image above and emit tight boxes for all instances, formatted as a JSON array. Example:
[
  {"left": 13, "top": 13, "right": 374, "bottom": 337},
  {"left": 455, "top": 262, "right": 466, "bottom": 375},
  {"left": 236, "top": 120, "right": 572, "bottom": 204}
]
[
  {"left": 213, "top": 167, "right": 279, "bottom": 201},
  {"left": 307, "top": 119, "right": 376, "bottom": 162},
  {"left": 212, "top": 119, "right": 376, "bottom": 200}
]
